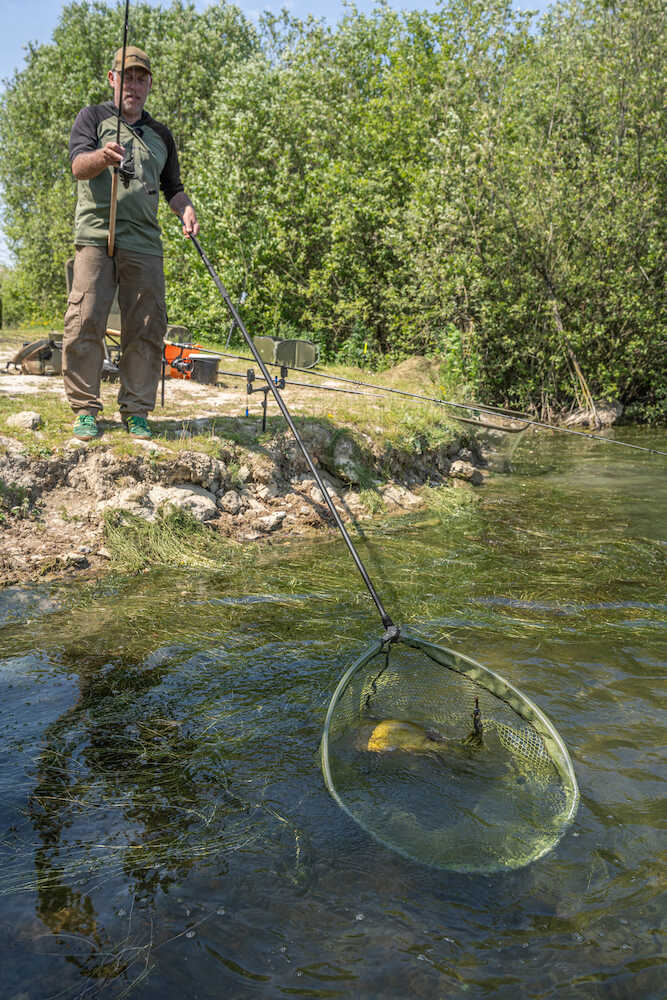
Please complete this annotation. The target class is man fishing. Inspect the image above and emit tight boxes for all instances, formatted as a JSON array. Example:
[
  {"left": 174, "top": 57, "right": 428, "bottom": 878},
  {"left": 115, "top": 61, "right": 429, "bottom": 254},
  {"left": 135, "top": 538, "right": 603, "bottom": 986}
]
[{"left": 63, "top": 44, "right": 199, "bottom": 440}]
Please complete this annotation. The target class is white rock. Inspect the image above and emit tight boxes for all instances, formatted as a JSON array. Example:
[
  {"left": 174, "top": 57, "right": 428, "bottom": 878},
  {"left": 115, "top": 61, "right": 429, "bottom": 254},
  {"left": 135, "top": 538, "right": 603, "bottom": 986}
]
[
  {"left": 147, "top": 484, "right": 218, "bottom": 522},
  {"left": 132, "top": 438, "right": 164, "bottom": 452},
  {"left": 381, "top": 484, "right": 421, "bottom": 507},
  {"left": 331, "top": 435, "right": 366, "bottom": 485},
  {"left": 562, "top": 400, "right": 623, "bottom": 428},
  {"left": 449, "top": 460, "right": 483, "bottom": 486},
  {"left": 257, "top": 511, "right": 286, "bottom": 532},
  {"left": 97, "top": 485, "right": 148, "bottom": 511},
  {"left": 343, "top": 494, "right": 365, "bottom": 512},
  {"left": 254, "top": 483, "right": 279, "bottom": 501},
  {"left": 219, "top": 490, "right": 241, "bottom": 514},
  {"left": 7, "top": 410, "right": 42, "bottom": 430},
  {"left": 0, "top": 434, "right": 22, "bottom": 451},
  {"left": 243, "top": 496, "right": 266, "bottom": 512},
  {"left": 61, "top": 551, "right": 88, "bottom": 567}
]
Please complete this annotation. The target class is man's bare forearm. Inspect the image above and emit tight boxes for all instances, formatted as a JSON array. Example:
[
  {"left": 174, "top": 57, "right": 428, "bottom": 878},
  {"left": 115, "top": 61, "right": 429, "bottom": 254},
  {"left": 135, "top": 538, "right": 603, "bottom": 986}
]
[
  {"left": 169, "top": 192, "right": 200, "bottom": 237},
  {"left": 169, "top": 192, "right": 194, "bottom": 217},
  {"left": 72, "top": 143, "right": 124, "bottom": 180}
]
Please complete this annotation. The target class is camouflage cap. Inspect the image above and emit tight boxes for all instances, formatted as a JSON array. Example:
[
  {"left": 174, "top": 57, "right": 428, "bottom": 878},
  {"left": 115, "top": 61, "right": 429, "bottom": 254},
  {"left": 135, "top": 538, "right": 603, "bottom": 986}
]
[{"left": 112, "top": 46, "right": 151, "bottom": 74}]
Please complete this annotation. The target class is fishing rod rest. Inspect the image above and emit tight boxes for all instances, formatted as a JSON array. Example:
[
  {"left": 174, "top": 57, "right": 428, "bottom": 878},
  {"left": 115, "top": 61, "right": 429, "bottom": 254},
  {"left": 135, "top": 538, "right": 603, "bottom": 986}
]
[{"left": 246, "top": 366, "right": 287, "bottom": 433}]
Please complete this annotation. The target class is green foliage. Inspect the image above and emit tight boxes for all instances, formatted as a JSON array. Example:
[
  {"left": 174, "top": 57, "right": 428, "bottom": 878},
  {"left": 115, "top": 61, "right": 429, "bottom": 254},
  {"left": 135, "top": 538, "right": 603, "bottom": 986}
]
[
  {"left": 0, "top": 479, "right": 34, "bottom": 520},
  {"left": 335, "top": 320, "right": 380, "bottom": 369},
  {"left": 1, "top": 0, "right": 664, "bottom": 419}
]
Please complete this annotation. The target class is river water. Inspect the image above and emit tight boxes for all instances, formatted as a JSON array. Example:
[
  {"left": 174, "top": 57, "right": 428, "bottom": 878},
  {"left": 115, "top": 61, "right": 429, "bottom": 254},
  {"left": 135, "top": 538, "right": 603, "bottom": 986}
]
[{"left": 1, "top": 428, "right": 664, "bottom": 999}]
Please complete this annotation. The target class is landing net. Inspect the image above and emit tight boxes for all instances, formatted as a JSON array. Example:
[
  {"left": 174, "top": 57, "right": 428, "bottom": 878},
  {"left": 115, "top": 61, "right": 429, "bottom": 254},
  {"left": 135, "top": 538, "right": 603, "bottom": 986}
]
[
  {"left": 186, "top": 232, "right": 580, "bottom": 873},
  {"left": 321, "top": 630, "right": 579, "bottom": 873}
]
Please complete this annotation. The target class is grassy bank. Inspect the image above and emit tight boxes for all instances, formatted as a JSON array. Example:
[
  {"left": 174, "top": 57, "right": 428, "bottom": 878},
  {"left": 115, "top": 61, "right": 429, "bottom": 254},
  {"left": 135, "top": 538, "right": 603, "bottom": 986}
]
[
  {"left": 0, "top": 328, "right": 464, "bottom": 461},
  {"left": 0, "top": 330, "right": 486, "bottom": 584}
]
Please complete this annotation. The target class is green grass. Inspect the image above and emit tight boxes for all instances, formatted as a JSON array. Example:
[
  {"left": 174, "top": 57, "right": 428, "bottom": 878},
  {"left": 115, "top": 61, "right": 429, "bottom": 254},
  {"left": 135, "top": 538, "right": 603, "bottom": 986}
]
[
  {"left": 0, "top": 479, "right": 34, "bottom": 522},
  {"left": 359, "top": 487, "right": 386, "bottom": 515},
  {"left": 0, "top": 392, "right": 71, "bottom": 454},
  {"left": 420, "top": 482, "right": 478, "bottom": 519},
  {"left": 103, "top": 507, "right": 246, "bottom": 573}
]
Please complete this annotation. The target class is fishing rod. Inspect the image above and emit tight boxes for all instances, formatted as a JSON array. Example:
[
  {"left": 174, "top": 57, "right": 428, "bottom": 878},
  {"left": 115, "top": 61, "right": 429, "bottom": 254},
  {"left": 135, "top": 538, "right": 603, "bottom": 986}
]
[
  {"left": 166, "top": 343, "right": 522, "bottom": 416},
  {"left": 167, "top": 341, "right": 529, "bottom": 433},
  {"left": 306, "top": 376, "right": 667, "bottom": 456},
  {"left": 107, "top": 0, "right": 132, "bottom": 257},
  {"left": 170, "top": 342, "right": 665, "bottom": 455},
  {"left": 192, "top": 361, "right": 389, "bottom": 401},
  {"left": 184, "top": 229, "right": 398, "bottom": 638}
]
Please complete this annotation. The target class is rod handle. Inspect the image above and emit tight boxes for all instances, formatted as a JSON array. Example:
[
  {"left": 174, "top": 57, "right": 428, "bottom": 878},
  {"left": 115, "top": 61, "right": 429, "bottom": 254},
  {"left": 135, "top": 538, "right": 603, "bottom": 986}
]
[{"left": 107, "top": 170, "right": 119, "bottom": 257}]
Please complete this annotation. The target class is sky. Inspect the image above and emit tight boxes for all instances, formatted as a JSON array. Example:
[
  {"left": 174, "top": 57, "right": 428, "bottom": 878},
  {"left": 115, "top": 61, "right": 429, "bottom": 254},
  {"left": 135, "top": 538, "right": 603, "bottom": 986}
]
[{"left": 0, "top": 0, "right": 551, "bottom": 264}]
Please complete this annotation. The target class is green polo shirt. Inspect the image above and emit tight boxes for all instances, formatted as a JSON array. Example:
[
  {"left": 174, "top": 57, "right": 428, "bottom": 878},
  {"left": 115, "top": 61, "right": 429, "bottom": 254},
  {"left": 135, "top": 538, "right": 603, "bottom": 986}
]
[{"left": 69, "top": 101, "right": 184, "bottom": 256}]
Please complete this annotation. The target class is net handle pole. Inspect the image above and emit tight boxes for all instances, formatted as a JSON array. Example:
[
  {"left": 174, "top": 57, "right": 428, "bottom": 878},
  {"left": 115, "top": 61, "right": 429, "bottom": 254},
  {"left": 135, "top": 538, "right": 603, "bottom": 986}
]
[{"left": 185, "top": 229, "right": 396, "bottom": 633}]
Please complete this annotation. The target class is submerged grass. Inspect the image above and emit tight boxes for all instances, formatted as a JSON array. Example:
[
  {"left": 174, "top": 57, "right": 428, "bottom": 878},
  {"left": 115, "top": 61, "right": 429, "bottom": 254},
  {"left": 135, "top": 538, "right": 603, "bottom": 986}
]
[
  {"left": 103, "top": 508, "right": 241, "bottom": 574},
  {"left": 420, "top": 482, "right": 478, "bottom": 518},
  {"left": 360, "top": 487, "right": 386, "bottom": 515}
]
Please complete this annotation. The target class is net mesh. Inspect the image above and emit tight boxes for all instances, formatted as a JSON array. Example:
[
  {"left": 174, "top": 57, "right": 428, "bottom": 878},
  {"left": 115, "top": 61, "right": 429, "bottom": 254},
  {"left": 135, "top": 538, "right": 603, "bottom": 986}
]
[{"left": 321, "top": 631, "right": 579, "bottom": 873}]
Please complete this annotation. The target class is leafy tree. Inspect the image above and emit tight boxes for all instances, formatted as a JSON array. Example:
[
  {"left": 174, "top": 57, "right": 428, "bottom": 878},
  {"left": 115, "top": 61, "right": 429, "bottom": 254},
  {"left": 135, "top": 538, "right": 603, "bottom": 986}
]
[{"left": 401, "top": 0, "right": 665, "bottom": 415}]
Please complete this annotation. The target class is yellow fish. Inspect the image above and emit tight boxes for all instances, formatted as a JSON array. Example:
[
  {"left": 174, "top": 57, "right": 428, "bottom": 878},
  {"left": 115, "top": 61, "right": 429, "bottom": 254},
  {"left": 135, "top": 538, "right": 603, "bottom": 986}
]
[{"left": 366, "top": 719, "right": 449, "bottom": 754}]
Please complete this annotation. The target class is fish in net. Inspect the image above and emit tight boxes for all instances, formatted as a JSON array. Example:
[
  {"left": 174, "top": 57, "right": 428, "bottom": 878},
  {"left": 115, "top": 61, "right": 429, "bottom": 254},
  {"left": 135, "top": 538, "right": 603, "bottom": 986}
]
[{"left": 321, "top": 631, "right": 579, "bottom": 873}]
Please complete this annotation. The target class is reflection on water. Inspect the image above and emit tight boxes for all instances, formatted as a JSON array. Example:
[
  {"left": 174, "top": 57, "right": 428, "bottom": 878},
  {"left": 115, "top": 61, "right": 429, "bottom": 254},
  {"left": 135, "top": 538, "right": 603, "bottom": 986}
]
[{"left": 0, "top": 428, "right": 665, "bottom": 998}]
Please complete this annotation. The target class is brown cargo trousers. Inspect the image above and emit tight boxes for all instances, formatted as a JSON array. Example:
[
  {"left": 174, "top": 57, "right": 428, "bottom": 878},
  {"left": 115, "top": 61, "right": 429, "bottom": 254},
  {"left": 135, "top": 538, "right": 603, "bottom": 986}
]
[{"left": 63, "top": 245, "right": 166, "bottom": 417}]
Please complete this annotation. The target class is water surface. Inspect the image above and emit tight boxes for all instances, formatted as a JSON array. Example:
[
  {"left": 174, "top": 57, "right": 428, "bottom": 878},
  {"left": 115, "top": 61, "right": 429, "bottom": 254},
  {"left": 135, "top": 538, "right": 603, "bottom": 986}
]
[{"left": 1, "top": 427, "right": 665, "bottom": 998}]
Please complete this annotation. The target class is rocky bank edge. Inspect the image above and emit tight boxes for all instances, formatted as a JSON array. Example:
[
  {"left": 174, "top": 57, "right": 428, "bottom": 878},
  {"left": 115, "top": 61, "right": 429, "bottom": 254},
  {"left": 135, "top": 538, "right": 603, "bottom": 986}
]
[{"left": 1, "top": 417, "right": 488, "bottom": 587}]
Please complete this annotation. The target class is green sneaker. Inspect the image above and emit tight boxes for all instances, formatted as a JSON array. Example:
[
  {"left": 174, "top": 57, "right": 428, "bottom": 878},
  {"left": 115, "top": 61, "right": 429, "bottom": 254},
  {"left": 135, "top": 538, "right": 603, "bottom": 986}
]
[
  {"left": 124, "top": 415, "right": 152, "bottom": 439},
  {"left": 73, "top": 414, "right": 99, "bottom": 440}
]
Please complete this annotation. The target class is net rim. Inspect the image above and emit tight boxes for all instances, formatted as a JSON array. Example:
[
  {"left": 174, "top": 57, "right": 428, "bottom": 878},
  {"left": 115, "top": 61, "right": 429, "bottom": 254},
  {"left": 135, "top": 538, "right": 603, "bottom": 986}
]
[{"left": 321, "top": 629, "right": 580, "bottom": 872}]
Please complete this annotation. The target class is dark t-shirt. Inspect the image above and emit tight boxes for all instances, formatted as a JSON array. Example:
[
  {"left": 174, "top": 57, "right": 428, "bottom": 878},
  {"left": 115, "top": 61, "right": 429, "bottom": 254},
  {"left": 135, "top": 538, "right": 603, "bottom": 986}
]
[{"left": 70, "top": 101, "right": 184, "bottom": 256}]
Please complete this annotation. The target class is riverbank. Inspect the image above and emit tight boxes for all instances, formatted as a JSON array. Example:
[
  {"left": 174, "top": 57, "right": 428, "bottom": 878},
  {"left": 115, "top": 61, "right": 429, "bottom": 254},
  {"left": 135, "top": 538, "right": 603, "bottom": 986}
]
[{"left": 1, "top": 345, "right": 493, "bottom": 587}]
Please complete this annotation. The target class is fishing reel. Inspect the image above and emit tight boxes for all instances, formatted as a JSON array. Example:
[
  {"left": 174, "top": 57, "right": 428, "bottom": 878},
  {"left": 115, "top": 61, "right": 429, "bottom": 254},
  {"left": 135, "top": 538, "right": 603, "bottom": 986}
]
[
  {"left": 119, "top": 151, "right": 135, "bottom": 188},
  {"left": 170, "top": 356, "right": 194, "bottom": 377}
]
